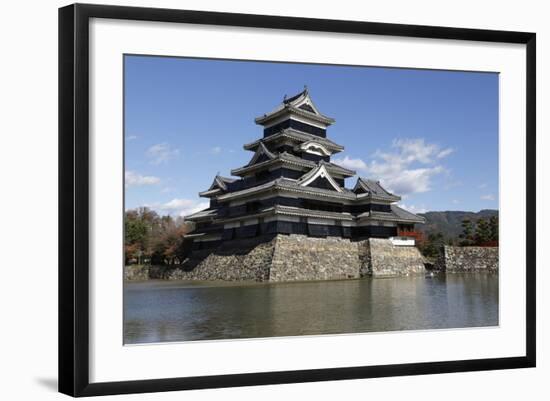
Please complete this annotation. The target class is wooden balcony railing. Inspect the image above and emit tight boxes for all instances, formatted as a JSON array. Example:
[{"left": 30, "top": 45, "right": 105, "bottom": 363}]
[{"left": 397, "top": 230, "right": 423, "bottom": 241}]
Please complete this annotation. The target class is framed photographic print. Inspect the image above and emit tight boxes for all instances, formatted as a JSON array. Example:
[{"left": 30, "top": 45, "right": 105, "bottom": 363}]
[{"left": 58, "top": 3, "right": 536, "bottom": 397}]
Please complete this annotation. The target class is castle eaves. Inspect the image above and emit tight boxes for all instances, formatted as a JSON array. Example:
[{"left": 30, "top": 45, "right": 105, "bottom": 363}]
[{"left": 243, "top": 128, "right": 345, "bottom": 152}]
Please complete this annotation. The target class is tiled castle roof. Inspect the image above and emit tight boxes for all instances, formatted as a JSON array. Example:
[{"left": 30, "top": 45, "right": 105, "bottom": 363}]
[
  {"left": 353, "top": 177, "right": 401, "bottom": 201},
  {"left": 254, "top": 88, "right": 335, "bottom": 126},
  {"left": 243, "top": 128, "right": 344, "bottom": 153},
  {"left": 231, "top": 152, "right": 356, "bottom": 177}
]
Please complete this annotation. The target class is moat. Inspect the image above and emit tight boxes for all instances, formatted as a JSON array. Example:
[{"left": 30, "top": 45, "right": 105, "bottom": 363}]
[{"left": 124, "top": 273, "right": 498, "bottom": 344}]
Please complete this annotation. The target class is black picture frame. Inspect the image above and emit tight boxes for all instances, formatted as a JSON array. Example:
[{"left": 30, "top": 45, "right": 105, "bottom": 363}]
[{"left": 59, "top": 3, "right": 536, "bottom": 397}]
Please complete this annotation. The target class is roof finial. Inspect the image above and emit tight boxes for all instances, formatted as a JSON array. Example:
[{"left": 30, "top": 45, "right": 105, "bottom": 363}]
[
  {"left": 303, "top": 84, "right": 308, "bottom": 93},
  {"left": 283, "top": 94, "right": 287, "bottom": 101}
]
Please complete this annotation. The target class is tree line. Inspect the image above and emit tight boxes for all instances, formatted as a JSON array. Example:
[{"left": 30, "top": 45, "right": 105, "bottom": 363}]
[
  {"left": 419, "top": 216, "right": 498, "bottom": 258},
  {"left": 459, "top": 216, "right": 499, "bottom": 246},
  {"left": 125, "top": 207, "right": 195, "bottom": 265}
]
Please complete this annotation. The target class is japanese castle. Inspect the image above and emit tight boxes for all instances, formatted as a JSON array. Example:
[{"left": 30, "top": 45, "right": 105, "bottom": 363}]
[{"left": 186, "top": 88, "right": 424, "bottom": 249}]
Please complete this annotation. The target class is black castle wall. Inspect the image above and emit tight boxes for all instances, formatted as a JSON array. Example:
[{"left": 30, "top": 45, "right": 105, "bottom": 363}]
[
  {"left": 206, "top": 222, "right": 397, "bottom": 246},
  {"left": 263, "top": 119, "right": 326, "bottom": 138},
  {"left": 215, "top": 196, "right": 391, "bottom": 219}
]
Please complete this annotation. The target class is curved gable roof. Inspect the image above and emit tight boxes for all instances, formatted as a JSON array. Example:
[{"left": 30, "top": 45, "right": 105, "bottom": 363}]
[
  {"left": 353, "top": 177, "right": 401, "bottom": 201},
  {"left": 297, "top": 164, "right": 343, "bottom": 193},
  {"left": 390, "top": 205, "right": 426, "bottom": 223},
  {"left": 199, "top": 175, "right": 237, "bottom": 197},
  {"left": 247, "top": 142, "right": 276, "bottom": 166},
  {"left": 255, "top": 88, "right": 335, "bottom": 126}
]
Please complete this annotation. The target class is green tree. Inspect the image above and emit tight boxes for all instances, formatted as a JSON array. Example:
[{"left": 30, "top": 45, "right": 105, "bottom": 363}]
[
  {"left": 124, "top": 210, "right": 148, "bottom": 264},
  {"left": 420, "top": 232, "right": 445, "bottom": 258},
  {"left": 474, "top": 218, "right": 491, "bottom": 245},
  {"left": 459, "top": 219, "right": 474, "bottom": 246},
  {"left": 488, "top": 215, "right": 499, "bottom": 242}
]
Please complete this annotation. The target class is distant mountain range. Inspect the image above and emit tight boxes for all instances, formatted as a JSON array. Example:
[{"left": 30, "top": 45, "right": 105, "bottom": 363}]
[{"left": 417, "top": 209, "right": 498, "bottom": 239}]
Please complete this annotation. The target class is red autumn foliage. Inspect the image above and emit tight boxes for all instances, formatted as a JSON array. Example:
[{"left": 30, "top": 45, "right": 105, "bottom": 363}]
[{"left": 397, "top": 230, "right": 424, "bottom": 242}]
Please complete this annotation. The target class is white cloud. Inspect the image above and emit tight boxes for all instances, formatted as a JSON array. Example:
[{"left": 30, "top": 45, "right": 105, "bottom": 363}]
[
  {"left": 334, "top": 138, "right": 452, "bottom": 196},
  {"left": 398, "top": 203, "right": 427, "bottom": 214},
  {"left": 390, "top": 138, "right": 442, "bottom": 164},
  {"left": 332, "top": 156, "right": 367, "bottom": 171},
  {"left": 125, "top": 171, "right": 160, "bottom": 187},
  {"left": 452, "top": 199, "right": 460, "bottom": 204},
  {"left": 210, "top": 146, "right": 222, "bottom": 154},
  {"left": 386, "top": 138, "right": 453, "bottom": 165},
  {"left": 126, "top": 135, "right": 138, "bottom": 141},
  {"left": 436, "top": 148, "right": 454, "bottom": 159},
  {"left": 161, "top": 187, "right": 175, "bottom": 193},
  {"left": 157, "top": 198, "right": 209, "bottom": 217},
  {"left": 478, "top": 183, "right": 488, "bottom": 189},
  {"left": 382, "top": 166, "right": 444, "bottom": 194},
  {"left": 147, "top": 143, "right": 180, "bottom": 164},
  {"left": 481, "top": 194, "right": 495, "bottom": 201}
]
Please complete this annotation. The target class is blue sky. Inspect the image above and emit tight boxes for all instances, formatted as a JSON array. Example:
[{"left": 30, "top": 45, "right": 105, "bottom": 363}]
[{"left": 124, "top": 55, "right": 499, "bottom": 217}]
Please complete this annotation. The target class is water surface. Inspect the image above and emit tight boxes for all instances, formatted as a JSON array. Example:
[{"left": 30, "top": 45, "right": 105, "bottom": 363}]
[{"left": 124, "top": 273, "right": 498, "bottom": 344}]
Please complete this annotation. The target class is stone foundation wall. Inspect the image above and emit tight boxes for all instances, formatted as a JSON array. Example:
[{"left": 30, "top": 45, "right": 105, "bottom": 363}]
[
  {"left": 357, "top": 239, "right": 371, "bottom": 277},
  {"left": 437, "top": 246, "right": 499, "bottom": 272},
  {"left": 270, "top": 235, "right": 360, "bottom": 281},
  {"left": 361, "top": 238, "right": 426, "bottom": 277},
  {"left": 125, "top": 235, "right": 428, "bottom": 282},
  {"left": 150, "top": 236, "right": 277, "bottom": 281},
  {"left": 124, "top": 264, "right": 149, "bottom": 281}
]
